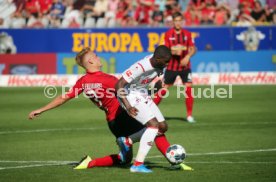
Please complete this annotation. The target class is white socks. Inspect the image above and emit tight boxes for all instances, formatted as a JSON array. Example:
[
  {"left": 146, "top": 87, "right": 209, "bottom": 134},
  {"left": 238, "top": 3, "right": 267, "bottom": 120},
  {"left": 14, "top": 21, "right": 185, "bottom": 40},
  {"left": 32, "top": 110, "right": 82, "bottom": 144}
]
[{"left": 135, "top": 127, "right": 158, "bottom": 163}]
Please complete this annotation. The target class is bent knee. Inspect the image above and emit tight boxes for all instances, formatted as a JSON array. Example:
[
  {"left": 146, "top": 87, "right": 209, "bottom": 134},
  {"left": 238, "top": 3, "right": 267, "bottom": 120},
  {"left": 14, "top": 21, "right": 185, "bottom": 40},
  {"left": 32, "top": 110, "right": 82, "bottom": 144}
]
[
  {"left": 158, "top": 122, "right": 168, "bottom": 134},
  {"left": 146, "top": 118, "right": 159, "bottom": 128}
]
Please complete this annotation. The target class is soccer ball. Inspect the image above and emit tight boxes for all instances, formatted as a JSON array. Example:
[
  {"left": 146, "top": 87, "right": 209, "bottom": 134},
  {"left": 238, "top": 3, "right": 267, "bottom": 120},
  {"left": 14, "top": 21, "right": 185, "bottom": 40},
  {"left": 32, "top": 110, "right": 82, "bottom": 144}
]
[{"left": 166, "top": 144, "right": 186, "bottom": 164}]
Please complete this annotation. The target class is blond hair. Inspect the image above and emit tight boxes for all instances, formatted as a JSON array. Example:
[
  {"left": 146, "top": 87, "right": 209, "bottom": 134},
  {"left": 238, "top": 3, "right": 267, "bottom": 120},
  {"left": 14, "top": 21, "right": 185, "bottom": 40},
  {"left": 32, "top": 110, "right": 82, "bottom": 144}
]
[{"left": 75, "top": 47, "right": 91, "bottom": 67}]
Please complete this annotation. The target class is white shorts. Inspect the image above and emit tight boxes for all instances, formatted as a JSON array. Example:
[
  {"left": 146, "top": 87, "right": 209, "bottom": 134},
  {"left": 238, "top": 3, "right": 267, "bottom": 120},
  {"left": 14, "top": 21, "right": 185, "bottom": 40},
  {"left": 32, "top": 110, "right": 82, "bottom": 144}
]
[{"left": 119, "top": 93, "right": 165, "bottom": 125}]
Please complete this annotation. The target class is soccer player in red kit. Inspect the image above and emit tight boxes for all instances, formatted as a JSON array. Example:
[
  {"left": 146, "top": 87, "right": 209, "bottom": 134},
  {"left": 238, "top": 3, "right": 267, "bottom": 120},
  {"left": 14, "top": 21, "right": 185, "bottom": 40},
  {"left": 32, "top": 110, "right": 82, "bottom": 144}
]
[
  {"left": 154, "top": 12, "right": 197, "bottom": 123},
  {"left": 28, "top": 47, "right": 173, "bottom": 171}
]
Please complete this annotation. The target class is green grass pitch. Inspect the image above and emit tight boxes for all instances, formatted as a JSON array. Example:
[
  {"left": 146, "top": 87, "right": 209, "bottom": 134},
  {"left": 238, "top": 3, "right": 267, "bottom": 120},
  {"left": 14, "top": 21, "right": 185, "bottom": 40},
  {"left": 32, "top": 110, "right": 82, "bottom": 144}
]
[{"left": 0, "top": 85, "right": 276, "bottom": 182}]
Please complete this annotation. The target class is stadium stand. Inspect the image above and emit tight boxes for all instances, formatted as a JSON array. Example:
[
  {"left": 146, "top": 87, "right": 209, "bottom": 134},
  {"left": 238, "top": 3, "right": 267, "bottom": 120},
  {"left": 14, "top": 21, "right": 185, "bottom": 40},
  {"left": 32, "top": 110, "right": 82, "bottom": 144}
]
[{"left": 0, "top": 0, "right": 275, "bottom": 28}]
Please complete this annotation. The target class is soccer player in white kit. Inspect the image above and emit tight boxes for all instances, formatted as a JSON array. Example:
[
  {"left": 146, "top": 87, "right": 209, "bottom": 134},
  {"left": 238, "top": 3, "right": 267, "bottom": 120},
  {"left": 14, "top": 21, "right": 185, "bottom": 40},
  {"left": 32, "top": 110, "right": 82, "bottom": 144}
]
[{"left": 116, "top": 45, "right": 172, "bottom": 173}]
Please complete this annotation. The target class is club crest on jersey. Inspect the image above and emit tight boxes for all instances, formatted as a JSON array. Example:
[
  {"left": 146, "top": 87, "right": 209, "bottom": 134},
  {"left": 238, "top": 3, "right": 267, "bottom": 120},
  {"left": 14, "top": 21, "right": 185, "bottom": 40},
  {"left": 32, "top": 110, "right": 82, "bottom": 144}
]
[
  {"left": 140, "top": 78, "right": 151, "bottom": 84},
  {"left": 135, "top": 97, "right": 141, "bottom": 104},
  {"left": 184, "top": 36, "right": 187, "bottom": 41}
]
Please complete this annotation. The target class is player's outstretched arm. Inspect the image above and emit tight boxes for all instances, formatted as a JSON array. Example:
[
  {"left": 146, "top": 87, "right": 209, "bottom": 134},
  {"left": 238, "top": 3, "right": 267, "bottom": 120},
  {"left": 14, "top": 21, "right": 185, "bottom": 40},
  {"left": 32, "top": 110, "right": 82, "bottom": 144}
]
[
  {"left": 115, "top": 77, "right": 138, "bottom": 117},
  {"left": 28, "top": 95, "right": 71, "bottom": 120}
]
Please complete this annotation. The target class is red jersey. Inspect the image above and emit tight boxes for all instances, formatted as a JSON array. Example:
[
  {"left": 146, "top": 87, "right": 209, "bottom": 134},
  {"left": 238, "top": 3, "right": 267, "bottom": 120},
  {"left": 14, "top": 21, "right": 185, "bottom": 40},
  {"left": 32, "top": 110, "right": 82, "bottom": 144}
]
[
  {"left": 66, "top": 71, "right": 121, "bottom": 122},
  {"left": 164, "top": 28, "right": 195, "bottom": 71},
  {"left": 25, "top": 0, "right": 40, "bottom": 14},
  {"left": 39, "top": 0, "right": 52, "bottom": 14}
]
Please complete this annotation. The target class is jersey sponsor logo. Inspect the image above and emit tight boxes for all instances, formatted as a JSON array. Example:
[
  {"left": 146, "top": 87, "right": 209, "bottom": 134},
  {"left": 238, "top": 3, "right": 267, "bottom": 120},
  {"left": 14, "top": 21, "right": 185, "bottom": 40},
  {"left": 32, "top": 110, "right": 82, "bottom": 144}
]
[
  {"left": 82, "top": 83, "right": 102, "bottom": 89},
  {"left": 171, "top": 44, "right": 187, "bottom": 51},
  {"left": 126, "top": 70, "right": 132, "bottom": 77},
  {"left": 169, "top": 37, "right": 176, "bottom": 40},
  {"left": 137, "top": 62, "right": 145, "bottom": 72}
]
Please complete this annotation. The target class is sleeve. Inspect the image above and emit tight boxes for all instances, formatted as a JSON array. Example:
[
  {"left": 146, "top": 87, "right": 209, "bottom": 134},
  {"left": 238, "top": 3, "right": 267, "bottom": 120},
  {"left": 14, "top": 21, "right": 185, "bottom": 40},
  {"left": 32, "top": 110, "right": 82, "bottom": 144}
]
[
  {"left": 187, "top": 31, "right": 195, "bottom": 47},
  {"left": 107, "top": 75, "right": 119, "bottom": 91},
  {"left": 65, "top": 77, "right": 84, "bottom": 98},
  {"left": 164, "top": 31, "right": 170, "bottom": 47},
  {"left": 121, "top": 62, "right": 145, "bottom": 83}
]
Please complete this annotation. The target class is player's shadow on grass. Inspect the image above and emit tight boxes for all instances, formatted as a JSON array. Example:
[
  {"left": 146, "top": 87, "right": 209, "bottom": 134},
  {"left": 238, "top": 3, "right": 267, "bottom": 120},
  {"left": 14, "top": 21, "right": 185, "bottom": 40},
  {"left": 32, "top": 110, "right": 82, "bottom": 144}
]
[
  {"left": 68, "top": 162, "right": 131, "bottom": 169},
  {"left": 112, "top": 162, "right": 167, "bottom": 170},
  {"left": 144, "top": 161, "right": 167, "bottom": 169},
  {"left": 69, "top": 161, "right": 179, "bottom": 171},
  {"left": 144, "top": 161, "right": 181, "bottom": 171},
  {"left": 165, "top": 117, "right": 186, "bottom": 122}
]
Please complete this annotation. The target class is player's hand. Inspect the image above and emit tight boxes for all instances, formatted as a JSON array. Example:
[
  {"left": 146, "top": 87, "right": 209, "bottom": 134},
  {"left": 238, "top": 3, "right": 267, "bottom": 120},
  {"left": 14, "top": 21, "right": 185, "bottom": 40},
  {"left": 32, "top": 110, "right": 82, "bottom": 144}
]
[
  {"left": 28, "top": 110, "right": 42, "bottom": 120},
  {"left": 127, "top": 107, "right": 138, "bottom": 118},
  {"left": 180, "top": 56, "right": 190, "bottom": 67}
]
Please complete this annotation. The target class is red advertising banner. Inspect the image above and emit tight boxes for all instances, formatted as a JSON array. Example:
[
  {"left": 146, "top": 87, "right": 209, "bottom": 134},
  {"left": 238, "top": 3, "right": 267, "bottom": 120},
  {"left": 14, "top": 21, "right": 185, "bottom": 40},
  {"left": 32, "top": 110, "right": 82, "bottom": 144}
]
[
  {"left": 0, "top": 72, "right": 275, "bottom": 87},
  {"left": 0, "top": 54, "right": 56, "bottom": 74}
]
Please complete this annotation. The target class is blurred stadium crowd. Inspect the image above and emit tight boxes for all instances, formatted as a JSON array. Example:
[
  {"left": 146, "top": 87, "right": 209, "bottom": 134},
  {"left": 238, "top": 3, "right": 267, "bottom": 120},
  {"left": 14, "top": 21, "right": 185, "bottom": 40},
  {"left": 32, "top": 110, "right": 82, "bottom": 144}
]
[{"left": 0, "top": 0, "right": 275, "bottom": 28}]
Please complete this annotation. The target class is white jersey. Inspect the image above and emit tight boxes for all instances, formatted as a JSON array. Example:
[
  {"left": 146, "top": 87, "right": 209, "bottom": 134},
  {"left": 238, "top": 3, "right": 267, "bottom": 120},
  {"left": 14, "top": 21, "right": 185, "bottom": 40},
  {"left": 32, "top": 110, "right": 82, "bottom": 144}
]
[
  {"left": 122, "top": 54, "right": 162, "bottom": 95},
  {"left": 120, "top": 54, "right": 165, "bottom": 123}
]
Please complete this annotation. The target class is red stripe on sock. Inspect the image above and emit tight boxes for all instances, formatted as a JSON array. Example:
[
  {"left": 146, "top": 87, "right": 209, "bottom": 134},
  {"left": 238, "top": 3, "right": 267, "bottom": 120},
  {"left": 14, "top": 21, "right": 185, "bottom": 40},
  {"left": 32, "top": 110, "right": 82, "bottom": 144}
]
[{"left": 134, "top": 160, "right": 144, "bottom": 166}]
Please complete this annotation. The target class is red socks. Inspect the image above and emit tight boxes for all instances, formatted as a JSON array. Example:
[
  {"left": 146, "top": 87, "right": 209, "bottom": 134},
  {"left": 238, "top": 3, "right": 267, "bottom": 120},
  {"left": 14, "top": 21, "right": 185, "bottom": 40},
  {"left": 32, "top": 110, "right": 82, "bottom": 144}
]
[
  {"left": 87, "top": 135, "right": 171, "bottom": 168},
  {"left": 155, "top": 134, "right": 171, "bottom": 156},
  {"left": 153, "top": 89, "right": 167, "bottom": 105},
  {"left": 185, "top": 86, "right": 193, "bottom": 117},
  {"left": 88, "top": 154, "right": 121, "bottom": 168}
]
